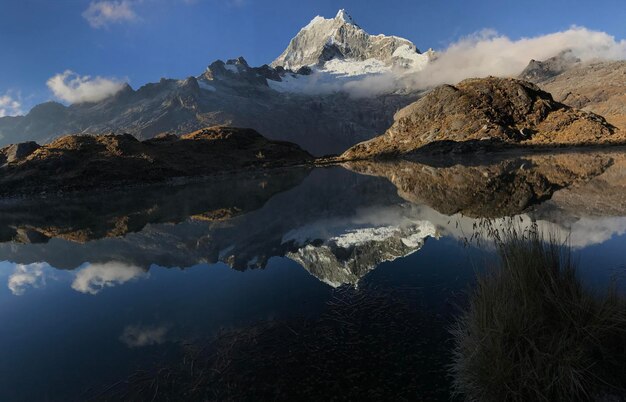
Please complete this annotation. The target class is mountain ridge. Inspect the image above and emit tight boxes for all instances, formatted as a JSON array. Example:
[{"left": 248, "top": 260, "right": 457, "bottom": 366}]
[{"left": 0, "top": 9, "right": 427, "bottom": 155}]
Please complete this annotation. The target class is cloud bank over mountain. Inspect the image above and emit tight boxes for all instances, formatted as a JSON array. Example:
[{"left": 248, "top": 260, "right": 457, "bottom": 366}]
[{"left": 339, "top": 27, "right": 626, "bottom": 97}]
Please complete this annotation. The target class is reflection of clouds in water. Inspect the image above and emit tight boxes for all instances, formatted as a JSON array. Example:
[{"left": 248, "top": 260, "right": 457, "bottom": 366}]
[
  {"left": 418, "top": 205, "right": 626, "bottom": 249},
  {"left": 71, "top": 262, "right": 146, "bottom": 295},
  {"left": 567, "top": 217, "right": 626, "bottom": 248},
  {"left": 7, "top": 262, "right": 51, "bottom": 295},
  {"left": 120, "top": 324, "right": 168, "bottom": 348}
]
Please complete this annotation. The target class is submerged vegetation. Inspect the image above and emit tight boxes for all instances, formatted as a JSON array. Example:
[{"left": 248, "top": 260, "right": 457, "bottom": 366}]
[{"left": 450, "top": 225, "right": 626, "bottom": 401}]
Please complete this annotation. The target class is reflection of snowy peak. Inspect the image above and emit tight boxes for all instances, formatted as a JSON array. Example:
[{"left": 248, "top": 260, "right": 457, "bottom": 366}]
[
  {"left": 286, "top": 221, "right": 437, "bottom": 288},
  {"left": 271, "top": 9, "right": 432, "bottom": 74}
]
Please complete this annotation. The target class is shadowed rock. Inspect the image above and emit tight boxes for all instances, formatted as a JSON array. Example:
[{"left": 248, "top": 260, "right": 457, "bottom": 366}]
[{"left": 0, "top": 126, "right": 312, "bottom": 196}]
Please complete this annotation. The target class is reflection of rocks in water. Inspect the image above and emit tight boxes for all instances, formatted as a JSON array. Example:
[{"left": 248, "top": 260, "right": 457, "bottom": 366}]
[
  {"left": 286, "top": 221, "right": 437, "bottom": 287},
  {"left": 542, "top": 151, "right": 626, "bottom": 217},
  {"left": 2, "top": 153, "right": 626, "bottom": 288},
  {"left": 0, "top": 168, "right": 310, "bottom": 244},
  {"left": 344, "top": 151, "right": 615, "bottom": 218}
]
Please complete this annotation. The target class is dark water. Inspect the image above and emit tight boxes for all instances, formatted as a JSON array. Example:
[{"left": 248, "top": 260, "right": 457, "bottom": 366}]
[{"left": 0, "top": 150, "right": 625, "bottom": 401}]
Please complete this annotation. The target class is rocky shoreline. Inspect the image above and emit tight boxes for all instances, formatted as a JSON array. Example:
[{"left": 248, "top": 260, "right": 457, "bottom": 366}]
[{"left": 0, "top": 126, "right": 313, "bottom": 197}]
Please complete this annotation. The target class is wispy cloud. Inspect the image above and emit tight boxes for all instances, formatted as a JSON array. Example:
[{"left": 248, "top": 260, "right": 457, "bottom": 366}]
[
  {"left": 0, "top": 92, "right": 23, "bottom": 117},
  {"left": 82, "top": 0, "right": 138, "bottom": 29},
  {"left": 71, "top": 261, "right": 146, "bottom": 294},
  {"left": 47, "top": 70, "right": 127, "bottom": 104}
]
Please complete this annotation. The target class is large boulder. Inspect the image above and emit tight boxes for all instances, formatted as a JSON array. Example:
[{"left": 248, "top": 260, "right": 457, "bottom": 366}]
[{"left": 0, "top": 141, "right": 41, "bottom": 165}]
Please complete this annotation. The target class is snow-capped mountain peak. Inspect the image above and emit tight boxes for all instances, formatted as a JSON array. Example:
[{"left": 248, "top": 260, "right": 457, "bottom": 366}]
[
  {"left": 271, "top": 9, "right": 429, "bottom": 72},
  {"left": 335, "top": 8, "right": 356, "bottom": 25}
]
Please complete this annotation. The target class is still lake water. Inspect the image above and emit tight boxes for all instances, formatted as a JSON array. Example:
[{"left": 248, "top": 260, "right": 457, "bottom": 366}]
[{"left": 0, "top": 150, "right": 625, "bottom": 401}]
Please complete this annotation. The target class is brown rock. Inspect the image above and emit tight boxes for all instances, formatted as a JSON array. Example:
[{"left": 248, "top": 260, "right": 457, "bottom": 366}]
[
  {"left": 529, "top": 60, "right": 626, "bottom": 133},
  {"left": 341, "top": 77, "right": 623, "bottom": 160},
  {"left": 0, "top": 126, "right": 312, "bottom": 196}
]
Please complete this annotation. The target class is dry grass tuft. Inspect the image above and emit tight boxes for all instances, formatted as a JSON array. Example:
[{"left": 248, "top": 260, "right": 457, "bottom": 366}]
[{"left": 451, "top": 225, "right": 626, "bottom": 401}]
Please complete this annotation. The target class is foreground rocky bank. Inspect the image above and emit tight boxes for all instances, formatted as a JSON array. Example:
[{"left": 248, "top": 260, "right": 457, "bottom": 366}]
[
  {"left": 0, "top": 126, "right": 312, "bottom": 196},
  {"left": 341, "top": 77, "right": 626, "bottom": 160}
]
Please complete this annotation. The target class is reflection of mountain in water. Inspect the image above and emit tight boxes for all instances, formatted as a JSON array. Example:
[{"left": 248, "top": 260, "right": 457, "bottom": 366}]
[
  {"left": 1, "top": 150, "right": 626, "bottom": 289},
  {"left": 285, "top": 220, "right": 437, "bottom": 287}
]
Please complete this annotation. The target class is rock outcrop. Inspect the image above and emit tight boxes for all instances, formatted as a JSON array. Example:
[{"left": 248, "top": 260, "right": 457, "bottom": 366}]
[
  {"left": 341, "top": 77, "right": 623, "bottom": 159},
  {"left": 519, "top": 50, "right": 581, "bottom": 83},
  {"left": 0, "top": 126, "right": 312, "bottom": 196},
  {"left": 523, "top": 58, "right": 626, "bottom": 133}
]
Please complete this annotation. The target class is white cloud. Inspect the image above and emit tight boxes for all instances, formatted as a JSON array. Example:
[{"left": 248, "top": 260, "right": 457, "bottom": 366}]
[
  {"left": 47, "top": 70, "right": 127, "bottom": 104},
  {"left": 0, "top": 92, "right": 23, "bottom": 117},
  {"left": 8, "top": 262, "right": 50, "bottom": 295},
  {"left": 71, "top": 261, "right": 146, "bottom": 294},
  {"left": 402, "top": 27, "right": 626, "bottom": 92},
  {"left": 120, "top": 324, "right": 168, "bottom": 347},
  {"left": 82, "top": 0, "right": 138, "bottom": 29}
]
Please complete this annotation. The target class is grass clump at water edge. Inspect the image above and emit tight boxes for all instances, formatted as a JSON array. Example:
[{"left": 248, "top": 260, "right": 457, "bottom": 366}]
[{"left": 450, "top": 225, "right": 626, "bottom": 401}]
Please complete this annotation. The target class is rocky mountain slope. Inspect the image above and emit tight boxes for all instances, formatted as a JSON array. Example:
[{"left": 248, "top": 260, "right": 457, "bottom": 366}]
[
  {"left": 341, "top": 77, "right": 624, "bottom": 159},
  {"left": 0, "top": 10, "right": 427, "bottom": 156},
  {"left": 522, "top": 55, "right": 626, "bottom": 133},
  {"left": 0, "top": 126, "right": 311, "bottom": 196}
]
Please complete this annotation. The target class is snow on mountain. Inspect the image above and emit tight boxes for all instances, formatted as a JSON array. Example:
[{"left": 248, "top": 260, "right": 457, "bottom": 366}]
[
  {"left": 272, "top": 9, "right": 429, "bottom": 71},
  {"left": 266, "top": 9, "right": 432, "bottom": 95}
]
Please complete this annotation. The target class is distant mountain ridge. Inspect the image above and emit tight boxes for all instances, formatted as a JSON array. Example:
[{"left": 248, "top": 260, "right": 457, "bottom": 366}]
[{"left": 0, "top": 9, "right": 429, "bottom": 156}]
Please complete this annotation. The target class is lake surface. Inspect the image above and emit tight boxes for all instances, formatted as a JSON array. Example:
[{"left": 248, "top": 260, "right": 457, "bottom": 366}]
[{"left": 0, "top": 150, "right": 625, "bottom": 401}]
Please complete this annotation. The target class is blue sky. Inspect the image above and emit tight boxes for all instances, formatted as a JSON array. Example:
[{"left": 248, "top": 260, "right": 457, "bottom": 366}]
[{"left": 1, "top": 0, "right": 626, "bottom": 114}]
